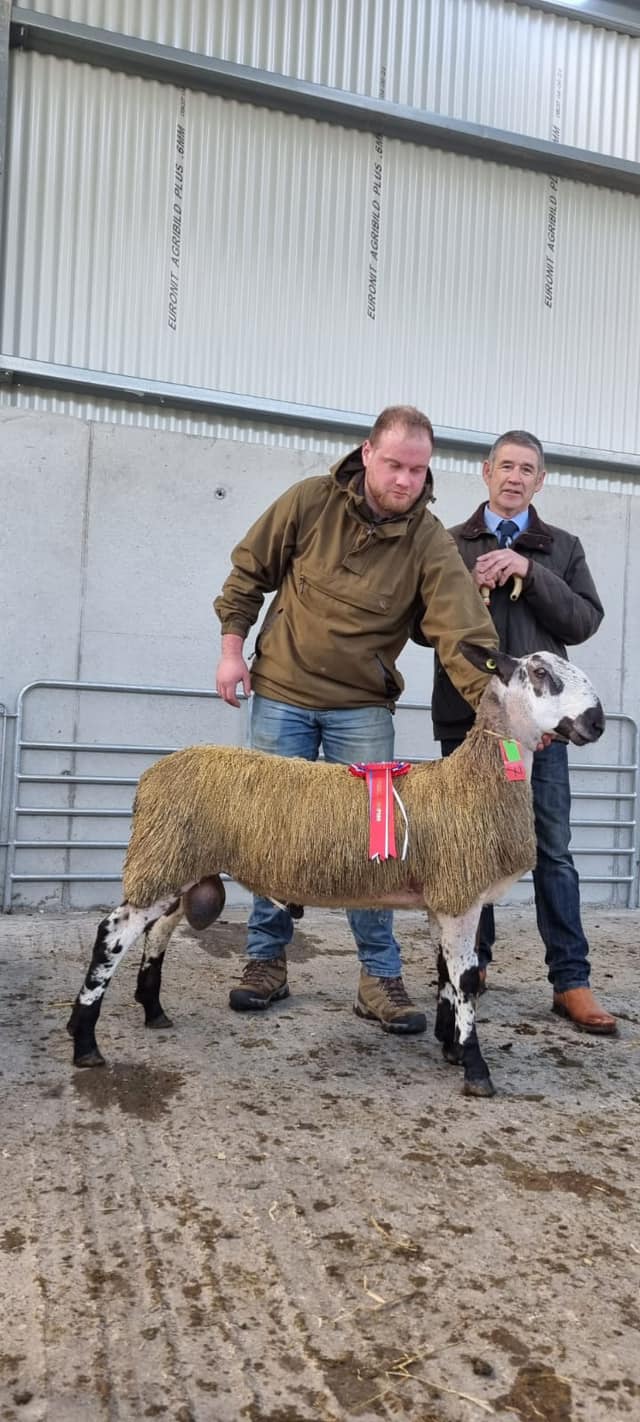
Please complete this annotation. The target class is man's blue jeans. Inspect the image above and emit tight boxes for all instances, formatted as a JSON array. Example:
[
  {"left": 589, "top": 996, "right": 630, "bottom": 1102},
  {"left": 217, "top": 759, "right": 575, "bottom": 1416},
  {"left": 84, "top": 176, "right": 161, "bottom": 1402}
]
[
  {"left": 246, "top": 695, "right": 403, "bottom": 977},
  {"left": 440, "top": 738, "right": 590, "bottom": 992}
]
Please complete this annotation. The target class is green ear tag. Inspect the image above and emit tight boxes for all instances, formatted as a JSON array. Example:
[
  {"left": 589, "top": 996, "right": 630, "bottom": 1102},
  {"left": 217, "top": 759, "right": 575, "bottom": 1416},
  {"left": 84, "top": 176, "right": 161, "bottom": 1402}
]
[{"left": 499, "top": 738, "right": 527, "bottom": 781}]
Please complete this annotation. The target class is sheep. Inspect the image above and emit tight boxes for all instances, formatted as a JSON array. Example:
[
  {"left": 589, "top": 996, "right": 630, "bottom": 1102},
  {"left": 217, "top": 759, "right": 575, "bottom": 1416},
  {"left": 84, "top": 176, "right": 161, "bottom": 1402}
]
[{"left": 66, "top": 643, "right": 604, "bottom": 1097}]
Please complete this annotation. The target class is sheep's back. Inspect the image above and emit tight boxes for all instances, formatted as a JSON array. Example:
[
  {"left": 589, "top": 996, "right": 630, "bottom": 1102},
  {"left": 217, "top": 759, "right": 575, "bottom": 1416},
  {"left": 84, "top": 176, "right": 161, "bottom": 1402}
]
[{"left": 124, "top": 746, "right": 405, "bottom": 904}]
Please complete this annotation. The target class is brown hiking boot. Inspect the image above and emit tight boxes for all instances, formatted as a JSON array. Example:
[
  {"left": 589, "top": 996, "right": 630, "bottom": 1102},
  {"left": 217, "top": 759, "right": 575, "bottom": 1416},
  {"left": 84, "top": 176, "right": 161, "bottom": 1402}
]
[
  {"left": 354, "top": 969, "right": 426, "bottom": 1035},
  {"left": 229, "top": 956, "right": 289, "bottom": 1012}
]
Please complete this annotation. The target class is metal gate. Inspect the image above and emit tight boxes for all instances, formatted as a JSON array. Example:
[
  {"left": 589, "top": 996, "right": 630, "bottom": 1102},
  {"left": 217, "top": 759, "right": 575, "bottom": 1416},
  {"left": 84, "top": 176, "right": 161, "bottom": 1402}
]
[{"left": 1, "top": 679, "right": 638, "bottom": 911}]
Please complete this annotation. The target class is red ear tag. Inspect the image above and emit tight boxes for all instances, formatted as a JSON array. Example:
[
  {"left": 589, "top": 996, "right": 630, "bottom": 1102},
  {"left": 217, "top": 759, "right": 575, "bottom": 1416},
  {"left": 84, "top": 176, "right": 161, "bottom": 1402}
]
[{"left": 499, "top": 738, "right": 526, "bottom": 781}]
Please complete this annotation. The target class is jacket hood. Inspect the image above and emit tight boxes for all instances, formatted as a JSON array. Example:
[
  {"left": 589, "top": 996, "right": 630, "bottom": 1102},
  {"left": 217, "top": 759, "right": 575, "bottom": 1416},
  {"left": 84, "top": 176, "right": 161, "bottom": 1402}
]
[
  {"left": 330, "top": 444, "right": 435, "bottom": 516},
  {"left": 458, "top": 501, "right": 554, "bottom": 552}
]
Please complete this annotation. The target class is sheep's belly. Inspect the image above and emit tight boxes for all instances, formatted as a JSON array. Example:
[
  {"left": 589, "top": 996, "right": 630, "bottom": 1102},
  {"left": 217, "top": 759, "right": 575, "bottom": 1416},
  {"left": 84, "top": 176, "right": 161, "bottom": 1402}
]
[{"left": 291, "top": 889, "right": 427, "bottom": 910}]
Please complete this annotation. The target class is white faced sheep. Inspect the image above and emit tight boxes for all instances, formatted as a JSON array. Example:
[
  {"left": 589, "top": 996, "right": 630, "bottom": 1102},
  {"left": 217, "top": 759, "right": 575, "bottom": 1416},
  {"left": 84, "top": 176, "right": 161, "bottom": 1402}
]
[{"left": 66, "top": 644, "right": 604, "bottom": 1097}]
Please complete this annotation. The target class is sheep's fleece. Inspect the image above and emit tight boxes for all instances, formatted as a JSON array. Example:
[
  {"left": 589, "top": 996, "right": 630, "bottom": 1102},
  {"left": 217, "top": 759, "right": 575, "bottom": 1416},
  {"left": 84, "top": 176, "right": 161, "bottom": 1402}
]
[{"left": 123, "top": 727, "right": 536, "bottom": 918}]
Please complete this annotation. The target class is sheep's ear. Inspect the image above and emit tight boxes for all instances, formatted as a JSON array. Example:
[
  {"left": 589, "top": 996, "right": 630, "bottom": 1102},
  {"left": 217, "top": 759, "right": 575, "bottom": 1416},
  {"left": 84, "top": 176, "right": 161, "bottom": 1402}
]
[{"left": 457, "top": 641, "right": 519, "bottom": 684}]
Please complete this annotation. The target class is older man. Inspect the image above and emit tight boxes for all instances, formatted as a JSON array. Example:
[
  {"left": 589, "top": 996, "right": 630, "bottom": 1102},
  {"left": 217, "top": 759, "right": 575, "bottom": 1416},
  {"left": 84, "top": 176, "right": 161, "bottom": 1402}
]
[{"left": 432, "top": 428, "right": 616, "bottom": 1035}]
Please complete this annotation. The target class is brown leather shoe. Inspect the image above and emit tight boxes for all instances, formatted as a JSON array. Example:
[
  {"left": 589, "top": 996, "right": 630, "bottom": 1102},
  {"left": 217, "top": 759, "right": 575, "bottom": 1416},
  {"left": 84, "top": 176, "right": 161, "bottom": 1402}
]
[{"left": 552, "top": 987, "right": 618, "bottom": 1036}]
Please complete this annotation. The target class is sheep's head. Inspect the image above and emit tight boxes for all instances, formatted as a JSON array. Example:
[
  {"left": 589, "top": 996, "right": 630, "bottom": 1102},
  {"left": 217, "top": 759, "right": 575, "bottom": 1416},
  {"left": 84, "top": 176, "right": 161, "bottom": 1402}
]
[{"left": 458, "top": 642, "right": 605, "bottom": 747}]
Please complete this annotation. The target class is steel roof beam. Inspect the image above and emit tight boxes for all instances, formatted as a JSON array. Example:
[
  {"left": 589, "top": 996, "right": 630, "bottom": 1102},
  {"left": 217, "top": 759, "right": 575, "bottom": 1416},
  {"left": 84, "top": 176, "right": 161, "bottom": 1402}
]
[
  {"left": 512, "top": 0, "right": 640, "bottom": 36},
  {"left": 2, "top": 354, "right": 639, "bottom": 477},
  {"left": 10, "top": 7, "right": 640, "bottom": 196}
]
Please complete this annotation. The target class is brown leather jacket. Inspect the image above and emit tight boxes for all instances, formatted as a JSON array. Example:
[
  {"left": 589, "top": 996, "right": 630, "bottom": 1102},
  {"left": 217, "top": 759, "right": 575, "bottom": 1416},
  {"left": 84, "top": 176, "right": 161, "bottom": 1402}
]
[{"left": 214, "top": 448, "right": 498, "bottom": 711}]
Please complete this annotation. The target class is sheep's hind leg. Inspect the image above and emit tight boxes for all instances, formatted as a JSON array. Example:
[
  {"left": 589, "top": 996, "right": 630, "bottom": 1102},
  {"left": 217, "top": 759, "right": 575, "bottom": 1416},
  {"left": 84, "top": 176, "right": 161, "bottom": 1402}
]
[
  {"left": 134, "top": 899, "right": 183, "bottom": 1028},
  {"left": 432, "top": 905, "right": 494, "bottom": 1099},
  {"left": 135, "top": 875, "right": 226, "bottom": 1028},
  {"left": 67, "top": 898, "right": 174, "bottom": 1067}
]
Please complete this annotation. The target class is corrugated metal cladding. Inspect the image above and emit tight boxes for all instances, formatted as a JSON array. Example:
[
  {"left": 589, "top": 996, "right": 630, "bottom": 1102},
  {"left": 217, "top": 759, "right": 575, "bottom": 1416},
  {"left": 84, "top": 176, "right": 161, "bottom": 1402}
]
[
  {"left": 4, "top": 51, "right": 640, "bottom": 455},
  {"left": 13, "top": 0, "right": 640, "bottom": 160},
  {"left": 1, "top": 384, "right": 635, "bottom": 498}
]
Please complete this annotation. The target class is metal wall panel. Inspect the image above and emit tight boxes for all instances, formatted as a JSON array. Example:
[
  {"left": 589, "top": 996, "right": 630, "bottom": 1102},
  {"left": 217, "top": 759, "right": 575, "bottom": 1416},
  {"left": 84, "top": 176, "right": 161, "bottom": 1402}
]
[
  {"left": 12, "top": 0, "right": 401, "bottom": 99},
  {"left": 422, "top": 0, "right": 640, "bottom": 162},
  {"left": 4, "top": 50, "right": 640, "bottom": 454},
  {"left": 2, "top": 380, "right": 639, "bottom": 499},
  {"left": 12, "top": 0, "right": 640, "bottom": 159}
]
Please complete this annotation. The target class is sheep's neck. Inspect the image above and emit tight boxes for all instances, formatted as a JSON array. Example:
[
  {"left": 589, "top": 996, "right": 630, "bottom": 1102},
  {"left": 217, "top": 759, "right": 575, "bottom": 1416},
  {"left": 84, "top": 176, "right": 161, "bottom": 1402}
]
[
  {"left": 471, "top": 690, "right": 536, "bottom": 775},
  {"left": 475, "top": 727, "right": 535, "bottom": 778}
]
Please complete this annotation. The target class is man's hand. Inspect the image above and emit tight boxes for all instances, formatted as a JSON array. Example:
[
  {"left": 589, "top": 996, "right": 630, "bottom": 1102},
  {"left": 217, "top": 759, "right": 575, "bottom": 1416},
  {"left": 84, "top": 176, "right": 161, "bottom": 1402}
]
[
  {"left": 216, "top": 634, "right": 252, "bottom": 707},
  {"left": 473, "top": 548, "right": 530, "bottom": 591}
]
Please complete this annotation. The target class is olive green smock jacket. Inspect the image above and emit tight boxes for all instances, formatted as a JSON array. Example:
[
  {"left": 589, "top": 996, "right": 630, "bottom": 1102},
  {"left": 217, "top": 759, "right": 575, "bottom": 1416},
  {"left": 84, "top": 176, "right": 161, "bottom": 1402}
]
[{"left": 214, "top": 447, "right": 498, "bottom": 712}]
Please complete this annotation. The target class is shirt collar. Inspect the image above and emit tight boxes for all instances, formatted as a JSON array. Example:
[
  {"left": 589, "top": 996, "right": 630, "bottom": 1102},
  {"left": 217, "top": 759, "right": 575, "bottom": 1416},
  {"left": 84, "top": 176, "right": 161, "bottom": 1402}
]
[{"left": 484, "top": 504, "right": 530, "bottom": 535}]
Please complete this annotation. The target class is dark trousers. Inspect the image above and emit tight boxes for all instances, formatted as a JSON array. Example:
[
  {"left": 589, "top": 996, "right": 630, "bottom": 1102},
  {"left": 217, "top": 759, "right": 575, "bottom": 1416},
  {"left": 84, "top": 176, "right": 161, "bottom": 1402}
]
[{"left": 439, "top": 738, "right": 590, "bottom": 991}]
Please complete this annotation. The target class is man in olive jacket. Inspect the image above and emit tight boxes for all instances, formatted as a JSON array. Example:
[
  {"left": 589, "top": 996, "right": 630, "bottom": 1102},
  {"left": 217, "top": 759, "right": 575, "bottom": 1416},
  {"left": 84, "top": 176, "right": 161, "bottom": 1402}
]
[
  {"left": 214, "top": 404, "right": 498, "bottom": 1031},
  {"left": 432, "top": 428, "right": 616, "bottom": 1035}
]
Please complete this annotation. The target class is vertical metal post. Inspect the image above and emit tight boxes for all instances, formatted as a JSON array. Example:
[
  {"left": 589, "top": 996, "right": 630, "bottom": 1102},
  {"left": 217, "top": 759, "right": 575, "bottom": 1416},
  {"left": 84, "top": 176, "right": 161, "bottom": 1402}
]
[
  {"left": 631, "top": 718, "right": 640, "bottom": 907},
  {"left": 0, "top": 704, "right": 8, "bottom": 901},
  {"left": 2, "top": 689, "right": 22, "bottom": 912},
  {"left": 0, "top": 0, "right": 11, "bottom": 328},
  {"left": 0, "top": 4, "right": 11, "bottom": 901},
  {"left": 0, "top": 4, "right": 10, "bottom": 227}
]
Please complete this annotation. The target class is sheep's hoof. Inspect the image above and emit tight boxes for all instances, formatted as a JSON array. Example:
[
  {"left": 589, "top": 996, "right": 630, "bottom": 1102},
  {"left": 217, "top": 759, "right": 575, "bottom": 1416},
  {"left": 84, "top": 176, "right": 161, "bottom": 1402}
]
[
  {"left": 73, "top": 1048, "right": 106, "bottom": 1069},
  {"left": 145, "top": 1010, "right": 173, "bottom": 1030},
  {"left": 441, "top": 1043, "right": 462, "bottom": 1066},
  {"left": 463, "top": 1075, "right": 495, "bottom": 1098}
]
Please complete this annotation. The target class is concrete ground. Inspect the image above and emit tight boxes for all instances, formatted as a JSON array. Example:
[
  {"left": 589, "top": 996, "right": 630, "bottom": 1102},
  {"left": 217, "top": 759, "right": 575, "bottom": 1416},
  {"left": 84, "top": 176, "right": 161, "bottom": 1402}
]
[{"left": 1, "top": 905, "right": 639, "bottom": 1422}]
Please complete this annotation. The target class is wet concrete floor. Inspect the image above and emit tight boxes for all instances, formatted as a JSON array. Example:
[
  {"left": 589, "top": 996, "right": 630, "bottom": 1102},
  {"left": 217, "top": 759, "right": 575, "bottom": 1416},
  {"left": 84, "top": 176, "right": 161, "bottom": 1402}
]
[{"left": 1, "top": 906, "right": 639, "bottom": 1421}]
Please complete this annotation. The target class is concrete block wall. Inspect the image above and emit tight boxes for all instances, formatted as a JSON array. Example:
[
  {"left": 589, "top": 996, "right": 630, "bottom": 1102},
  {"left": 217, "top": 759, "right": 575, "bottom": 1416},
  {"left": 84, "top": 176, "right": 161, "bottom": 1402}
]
[{"left": 0, "top": 410, "right": 635, "bottom": 908}]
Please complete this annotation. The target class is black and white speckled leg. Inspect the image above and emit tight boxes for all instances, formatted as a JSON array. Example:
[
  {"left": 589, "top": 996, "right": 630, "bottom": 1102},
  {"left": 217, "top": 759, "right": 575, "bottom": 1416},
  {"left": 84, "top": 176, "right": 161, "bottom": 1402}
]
[
  {"left": 134, "top": 899, "right": 183, "bottom": 1028},
  {"left": 67, "top": 898, "right": 175, "bottom": 1067},
  {"left": 432, "top": 903, "right": 495, "bottom": 1098}
]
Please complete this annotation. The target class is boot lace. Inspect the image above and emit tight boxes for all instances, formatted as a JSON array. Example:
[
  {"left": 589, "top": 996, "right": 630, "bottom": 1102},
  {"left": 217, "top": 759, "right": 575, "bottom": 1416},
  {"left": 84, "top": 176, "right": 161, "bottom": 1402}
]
[
  {"left": 380, "top": 976, "right": 412, "bottom": 1006},
  {"left": 238, "top": 958, "right": 284, "bottom": 987}
]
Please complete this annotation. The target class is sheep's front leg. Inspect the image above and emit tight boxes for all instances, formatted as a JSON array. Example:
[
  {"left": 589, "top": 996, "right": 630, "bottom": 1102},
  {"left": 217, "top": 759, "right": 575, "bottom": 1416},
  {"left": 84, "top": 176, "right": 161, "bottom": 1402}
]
[
  {"left": 432, "top": 904, "right": 494, "bottom": 1098},
  {"left": 134, "top": 899, "right": 183, "bottom": 1028},
  {"left": 67, "top": 899, "right": 175, "bottom": 1068}
]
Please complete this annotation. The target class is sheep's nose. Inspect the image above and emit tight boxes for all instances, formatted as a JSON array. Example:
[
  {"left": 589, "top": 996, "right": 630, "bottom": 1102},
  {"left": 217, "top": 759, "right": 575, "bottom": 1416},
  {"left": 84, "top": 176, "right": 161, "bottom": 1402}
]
[{"left": 585, "top": 701, "right": 605, "bottom": 740}]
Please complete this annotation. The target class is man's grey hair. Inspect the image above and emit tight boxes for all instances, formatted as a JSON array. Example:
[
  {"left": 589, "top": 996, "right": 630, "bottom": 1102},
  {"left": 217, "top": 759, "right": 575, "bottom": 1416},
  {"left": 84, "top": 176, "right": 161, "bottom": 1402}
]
[{"left": 488, "top": 430, "right": 545, "bottom": 472}]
